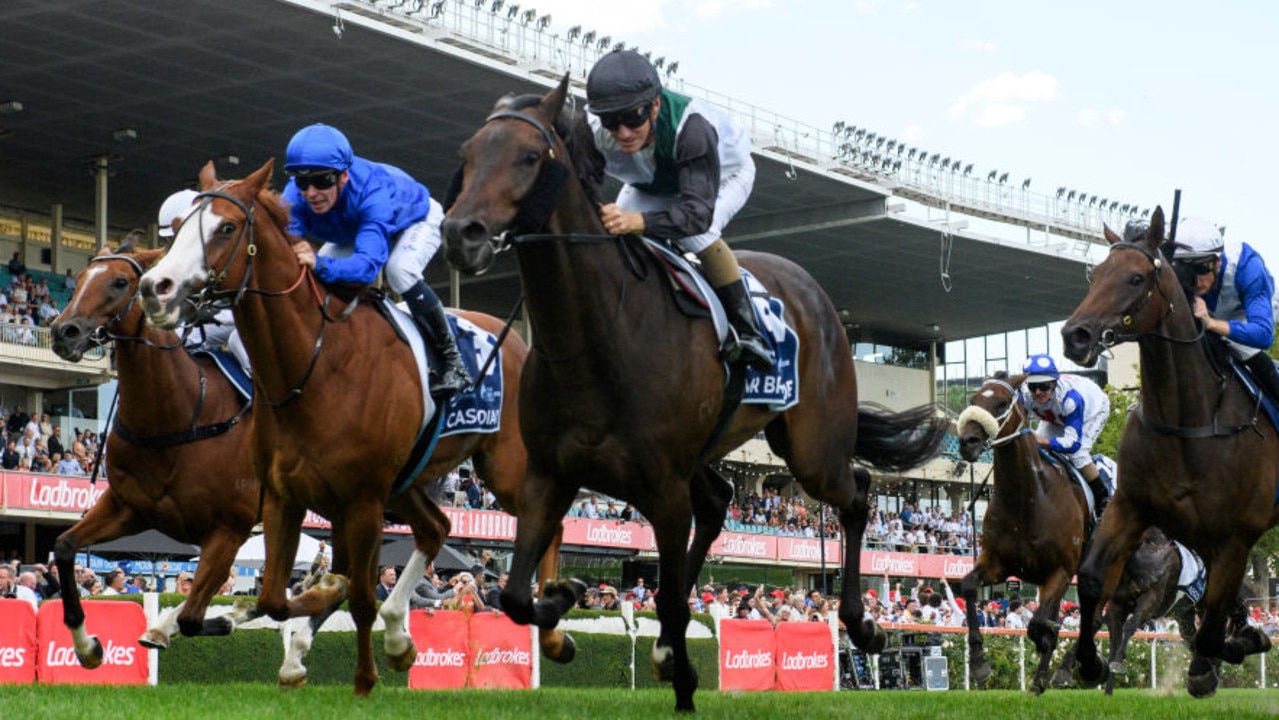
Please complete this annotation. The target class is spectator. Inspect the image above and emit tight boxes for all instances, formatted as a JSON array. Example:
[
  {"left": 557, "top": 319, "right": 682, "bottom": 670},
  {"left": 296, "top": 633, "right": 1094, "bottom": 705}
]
[
  {"left": 102, "top": 568, "right": 128, "bottom": 595},
  {"left": 82, "top": 574, "right": 103, "bottom": 596},
  {"left": 485, "top": 572, "right": 506, "bottom": 611},
  {"left": 374, "top": 565, "right": 397, "bottom": 602},
  {"left": 63, "top": 267, "right": 77, "bottom": 292},
  {"left": 446, "top": 572, "right": 485, "bottom": 611},
  {"left": 8, "top": 251, "right": 25, "bottom": 278},
  {"left": 175, "top": 571, "right": 194, "bottom": 596},
  {"left": 631, "top": 577, "right": 648, "bottom": 603},
  {"left": 598, "top": 585, "right": 620, "bottom": 611}
]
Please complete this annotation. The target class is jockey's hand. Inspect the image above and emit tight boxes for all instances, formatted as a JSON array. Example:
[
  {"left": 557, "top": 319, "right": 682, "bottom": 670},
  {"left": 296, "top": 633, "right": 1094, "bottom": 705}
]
[
  {"left": 292, "top": 241, "right": 316, "bottom": 270},
  {"left": 1192, "top": 297, "right": 1228, "bottom": 336},
  {"left": 1036, "top": 435, "right": 1050, "bottom": 448},
  {"left": 599, "top": 203, "right": 644, "bottom": 236}
]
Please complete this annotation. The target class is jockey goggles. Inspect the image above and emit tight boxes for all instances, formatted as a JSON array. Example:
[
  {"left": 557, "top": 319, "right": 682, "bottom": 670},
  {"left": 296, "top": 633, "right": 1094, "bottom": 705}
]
[
  {"left": 291, "top": 170, "right": 339, "bottom": 191},
  {"left": 1028, "top": 381, "right": 1056, "bottom": 393},
  {"left": 598, "top": 103, "right": 652, "bottom": 131},
  {"left": 1185, "top": 259, "right": 1217, "bottom": 276}
]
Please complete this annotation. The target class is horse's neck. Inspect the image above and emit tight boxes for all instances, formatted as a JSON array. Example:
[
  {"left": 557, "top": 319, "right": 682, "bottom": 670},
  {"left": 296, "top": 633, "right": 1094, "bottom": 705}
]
[
  {"left": 991, "top": 430, "right": 1059, "bottom": 509},
  {"left": 112, "top": 318, "right": 209, "bottom": 430},
  {"left": 1137, "top": 313, "right": 1218, "bottom": 423}
]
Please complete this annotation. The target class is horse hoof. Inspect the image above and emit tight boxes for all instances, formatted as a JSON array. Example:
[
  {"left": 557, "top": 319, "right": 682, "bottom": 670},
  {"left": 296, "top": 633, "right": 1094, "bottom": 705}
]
[
  {"left": 862, "top": 623, "right": 887, "bottom": 655},
  {"left": 1050, "top": 668, "right": 1072, "bottom": 688},
  {"left": 970, "top": 658, "right": 992, "bottom": 685},
  {"left": 544, "top": 577, "right": 586, "bottom": 606},
  {"left": 79, "top": 638, "right": 105, "bottom": 670},
  {"left": 651, "top": 644, "right": 676, "bottom": 683},
  {"left": 387, "top": 640, "right": 417, "bottom": 673},
  {"left": 546, "top": 632, "right": 576, "bottom": 665},
  {"left": 278, "top": 671, "right": 308, "bottom": 690},
  {"left": 138, "top": 630, "right": 169, "bottom": 651},
  {"left": 1077, "top": 656, "right": 1106, "bottom": 686},
  {"left": 1187, "top": 669, "right": 1218, "bottom": 698}
]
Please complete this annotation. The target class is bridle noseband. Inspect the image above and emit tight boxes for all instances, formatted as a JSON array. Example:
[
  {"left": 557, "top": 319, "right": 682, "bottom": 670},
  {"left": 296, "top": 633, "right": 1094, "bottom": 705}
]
[{"left": 1097, "top": 241, "right": 1204, "bottom": 349}]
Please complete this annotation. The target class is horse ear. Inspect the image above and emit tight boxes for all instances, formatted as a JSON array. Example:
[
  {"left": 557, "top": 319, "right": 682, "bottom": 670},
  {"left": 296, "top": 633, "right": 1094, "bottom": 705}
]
[
  {"left": 541, "top": 73, "right": 570, "bottom": 119},
  {"left": 198, "top": 161, "right": 219, "bottom": 191},
  {"left": 1101, "top": 224, "right": 1122, "bottom": 246},
  {"left": 1148, "top": 206, "right": 1169, "bottom": 254},
  {"left": 243, "top": 158, "right": 274, "bottom": 195}
]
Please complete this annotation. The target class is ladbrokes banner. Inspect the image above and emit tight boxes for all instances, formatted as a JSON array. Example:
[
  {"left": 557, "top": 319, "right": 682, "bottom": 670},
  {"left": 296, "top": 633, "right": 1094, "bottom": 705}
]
[
  {"left": 468, "top": 612, "right": 532, "bottom": 689},
  {"left": 408, "top": 610, "right": 470, "bottom": 689},
  {"left": 36, "top": 600, "right": 147, "bottom": 685},
  {"left": 774, "top": 622, "right": 834, "bottom": 691},
  {"left": 718, "top": 619, "right": 775, "bottom": 691},
  {"left": 0, "top": 599, "right": 36, "bottom": 684}
]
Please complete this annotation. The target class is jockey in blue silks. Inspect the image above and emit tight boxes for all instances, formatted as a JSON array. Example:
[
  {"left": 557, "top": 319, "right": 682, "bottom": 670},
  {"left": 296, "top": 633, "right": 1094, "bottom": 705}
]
[
  {"left": 1172, "top": 216, "right": 1279, "bottom": 405},
  {"left": 282, "top": 123, "right": 470, "bottom": 395},
  {"left": 1018, "top": 354, "right": 1112, "bottom": 514}
]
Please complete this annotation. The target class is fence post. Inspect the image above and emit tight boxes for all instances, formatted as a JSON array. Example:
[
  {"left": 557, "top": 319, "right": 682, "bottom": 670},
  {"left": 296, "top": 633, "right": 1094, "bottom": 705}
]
[{"left": 1018, "top": 634, "right": 1026, "bottom": 691}]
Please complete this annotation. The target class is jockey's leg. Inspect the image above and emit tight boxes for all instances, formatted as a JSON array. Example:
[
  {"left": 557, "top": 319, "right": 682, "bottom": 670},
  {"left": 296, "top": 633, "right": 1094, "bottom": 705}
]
[
  {"left": 697, "top": 239, "right": 772, "bottom": 372},
  {"left": 1080, "top": 462, "right": 1109, "bottom": 516},
  {"left": 403, "top": 279, "right": 471, "bottom": 395},
  {"left": 1243, "top": 352, "right": 1279, "bottom": 405}
]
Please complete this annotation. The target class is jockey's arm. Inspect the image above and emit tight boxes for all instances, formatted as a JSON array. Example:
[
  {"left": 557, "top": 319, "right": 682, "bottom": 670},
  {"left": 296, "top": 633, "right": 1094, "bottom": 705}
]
[
  {"left": 639, "top": 115, "right": 719, "bottom": 240},
  {"left": 1227, "top": 250, "right": 1276, "bottom": 349}
]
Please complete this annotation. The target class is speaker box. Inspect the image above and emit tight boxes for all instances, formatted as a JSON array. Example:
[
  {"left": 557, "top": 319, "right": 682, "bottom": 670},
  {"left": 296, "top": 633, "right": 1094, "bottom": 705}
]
[{"left": 924, "top": 655, "right": 949, "bottom": 691}]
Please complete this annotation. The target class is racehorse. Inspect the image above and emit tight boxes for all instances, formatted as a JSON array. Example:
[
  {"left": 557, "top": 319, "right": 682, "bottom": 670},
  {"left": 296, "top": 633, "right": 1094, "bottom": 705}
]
[
  {"left": 137, "top": 161, "right": 569, "bottom": 696},
  {"left": 1060, "top": 207, "right": 1275, "bottom": 696},
  {"left": 1052, "top": 525, "right": 1254, "bottom": 694},
  {"left": 49, "top": 243, "right": 259, "bottom": 665},
  {"left": 440, "top": 76, "right": 949, "bottom": 712},
  {"left": 956, "top": 372, "right": 1092, "bottom": 693}
]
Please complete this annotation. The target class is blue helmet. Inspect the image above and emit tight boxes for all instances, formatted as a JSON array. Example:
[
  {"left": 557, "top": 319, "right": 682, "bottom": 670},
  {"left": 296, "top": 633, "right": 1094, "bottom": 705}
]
[
  {"left": 284, "top": 123, "right": 353, "bottom": 173},
  {"left": 1022, "top": 354, "right": 1060, "bottom": 384}
]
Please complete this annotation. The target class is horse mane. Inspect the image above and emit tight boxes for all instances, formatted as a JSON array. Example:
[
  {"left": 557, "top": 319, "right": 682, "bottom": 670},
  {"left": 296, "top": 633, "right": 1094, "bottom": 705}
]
[{"left": 497, "top": 91, "right": 607, "bottom": 208}]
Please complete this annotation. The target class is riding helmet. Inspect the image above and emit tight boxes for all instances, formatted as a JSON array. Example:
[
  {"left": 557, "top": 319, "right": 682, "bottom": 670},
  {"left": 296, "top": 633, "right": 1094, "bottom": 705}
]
[
  {"left": 1173, "top": 218, "right": 1224, "bottom": 262},
  {"left": 1023, "top": 354, "right": 1060, "bottom": 384},
  {"left": 586, "top": 50, "right": 661, "bottom": 114},
  {"left": 156, "top": 189, "right": 200, "bottom": 238},
  {"left": 284, "top": 123, "right": 353, "bottom": 173}
]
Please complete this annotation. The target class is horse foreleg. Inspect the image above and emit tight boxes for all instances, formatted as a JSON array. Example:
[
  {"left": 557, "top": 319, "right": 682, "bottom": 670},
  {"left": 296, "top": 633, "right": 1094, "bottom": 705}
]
[
  {"left": 685, "top": 466, "right": 733, "bottom": 591},
  {"left": 1074, "top": 495, "right": 1145, "bottom": 687},
  {"left": 535, "top": 527, "right": 575, "bottom": 664},
  {"left": 278, "top": 605, "right": 338, "bottom": 688},
  {"left": 53, "top": 495, "right": 142, "bottom": 669},
  {"left": 829, "top": 466, "right": 883, "bottom": 655},
  {"left": 650, "top": 503, "right": 697, "bottom": 713},
  {"left": 177, "top": 527, "right": 247, "bottom": 638},
  {"left": 335, "top": 505, "right": 384, "bottom": 697},
  {"left": 1224, "top": 585, "right": 1272, "bottom": 661},
  {"left": 381, "top": 488, "right": 448, "bottom": 671},
  {"left": 503, "top": 469, "right": 580, "bottom": 630},
  {"left": 1027, "top": 570, "right": 1070, "bottom": 695},
  {"left": 140, "top": 602, "right": 183, "bottom": 650},
  {"left": 960, "top": 562, "right": 999, "bottom": 685}
]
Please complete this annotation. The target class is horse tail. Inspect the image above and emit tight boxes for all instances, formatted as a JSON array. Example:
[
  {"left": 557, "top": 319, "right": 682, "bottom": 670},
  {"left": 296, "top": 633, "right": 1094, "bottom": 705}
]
[{"left": 853, "top": 402, "right": 949, "bottom": 471}]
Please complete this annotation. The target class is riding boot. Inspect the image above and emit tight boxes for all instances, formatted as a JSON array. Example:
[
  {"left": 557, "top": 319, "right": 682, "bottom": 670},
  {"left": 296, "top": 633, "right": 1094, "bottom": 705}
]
[
  {"left": 714, "top": 280, "right": 774, "bottom": 372},
  {"left": 1087, "top": 478, "right": 1110, "bottom": 518},
  {"left": 404, "top": 281, "right": 472, "bottom": 395},
  {"left": 1244, "top": 352, "right": 1279, "bottom": 406}
]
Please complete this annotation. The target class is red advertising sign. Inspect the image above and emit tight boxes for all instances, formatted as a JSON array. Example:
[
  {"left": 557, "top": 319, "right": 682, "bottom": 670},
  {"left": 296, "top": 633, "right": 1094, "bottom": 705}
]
[
  {"left": 468, "top": 612, "right": 532, "bottom": 689},
  {"left": 774, "top": 622, "right": 834, "bottom": 691},
  {"left": 0, "top": 599, "right": 37, "bottom": 684},
  {"left": 36, "top": 600, "right": 147, "bottom": 685},
  {"left": 711, "top": 532, "right": 777, "bottom": 561},
  {"left": 777, "top": 537, "right": 842, "bottom": 565},
  {"left": 408, "top": 610, "right": 470, "bottom": 689},
  {"left": 718, "top": 619, "right": 775, "bottom": 691},
  {"left": 562, "top": 518, "right": 656, "bottom": 550},
  {"left": 3, "top": 474, "right": 108, "bottom": 513}
]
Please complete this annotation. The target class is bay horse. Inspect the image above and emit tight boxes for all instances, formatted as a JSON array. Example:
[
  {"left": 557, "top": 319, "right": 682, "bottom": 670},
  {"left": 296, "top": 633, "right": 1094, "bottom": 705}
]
[
  {"left": 440, "top": 76, "right": 949, "bottom": 712},
  {"left": 136, "top": 161, "right": 569, "bottom": 696},
  {"left": 49, "top": 243, "right": 259, "bottom": 664},
  {"left": 1060, "top": 207, "right": 1275, "bottom": 696},
  {"left": 956, "top": 372, "right": 1092, "bottom": 693}
]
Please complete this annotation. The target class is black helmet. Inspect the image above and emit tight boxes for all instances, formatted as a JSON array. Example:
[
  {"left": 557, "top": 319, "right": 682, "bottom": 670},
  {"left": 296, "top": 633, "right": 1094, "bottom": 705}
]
[{"left": 586, "top": 50, "right": 661, "bottom": 114}]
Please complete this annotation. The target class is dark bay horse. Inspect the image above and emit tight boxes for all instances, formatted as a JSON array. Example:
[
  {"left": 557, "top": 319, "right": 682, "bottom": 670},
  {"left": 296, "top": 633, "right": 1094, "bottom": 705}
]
[
  {"left": 956, "top": 373, "right": 1091, "bottom": 693},
  {"left": 441, "top": 76, "right": 949, "bottom": 711},
  {"left": 137, "top": 161, "right": 567, "bottom": 695},
  {"left": 48, "top": 244, "right": 259, "bottom": 665},
  {"left": 1060, "top": 207, "right": 1275, "bottom": 696}
]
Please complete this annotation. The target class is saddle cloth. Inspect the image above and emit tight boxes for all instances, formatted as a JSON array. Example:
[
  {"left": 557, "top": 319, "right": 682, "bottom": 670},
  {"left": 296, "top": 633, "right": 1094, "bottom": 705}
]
[
  {"left": 192, "top": 349, "right": 252, "bottom": 402},
  {"left": 1038, "top": 450, "right": 1116, "bottom": 519}
]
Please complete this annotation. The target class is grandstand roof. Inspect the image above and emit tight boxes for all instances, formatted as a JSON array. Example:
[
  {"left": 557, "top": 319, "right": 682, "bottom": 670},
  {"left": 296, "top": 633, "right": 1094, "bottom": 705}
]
[{"left": 0, "top": 0, "right": 1104, "bottom": 348}]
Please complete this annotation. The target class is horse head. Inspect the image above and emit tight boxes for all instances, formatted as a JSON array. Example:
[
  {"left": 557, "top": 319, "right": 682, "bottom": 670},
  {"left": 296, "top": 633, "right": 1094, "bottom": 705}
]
[
  {"left": 442, "top": 74, "right": 600, "bottom": 275},
  {"left": 956, "top": 373, "right": 1028, "bottom": 460},
  {"left": 51, "top": 243, "right": 165, "bottom": 361},
  {"left": 140, "top": 159, "right": 276, "bottom": 329},
  {"left": 1062, "top": 207, "right": 1180, "bottom": 366}
]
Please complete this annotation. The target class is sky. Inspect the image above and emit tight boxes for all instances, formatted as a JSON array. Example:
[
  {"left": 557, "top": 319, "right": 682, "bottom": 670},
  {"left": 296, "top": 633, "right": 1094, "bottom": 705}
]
[{"left": 518, "top": 0, "right": 1278, "bottom": 261}]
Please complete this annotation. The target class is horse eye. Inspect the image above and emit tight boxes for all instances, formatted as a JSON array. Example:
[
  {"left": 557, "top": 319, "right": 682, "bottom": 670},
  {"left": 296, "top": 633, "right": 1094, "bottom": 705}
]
[
  {"left": 1129, "top": 273, "right": 1144, "bottom": 286},
  {"left": 520, "top": 150, "right": 541, "bottom": 166},
  {"left": 111, "top": 277, "right": 130, "bottom": 290},
  {"left": 218, "top": 222, "right": 237, "bottom": 235}
]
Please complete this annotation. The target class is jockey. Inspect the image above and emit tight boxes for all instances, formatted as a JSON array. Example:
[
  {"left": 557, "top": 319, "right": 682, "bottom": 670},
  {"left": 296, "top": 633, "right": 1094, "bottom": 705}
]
[
  {"left": 282, "top": 123, "right": 470, "bottom": 395},
  {"left": 1171, "top": 217, "right": 1279, "bottom": 404},
  {"left": 157, "top": 189, "right": 246, "bottom": 369},
  {"left": 1018, "top": 354, "right": 1113, "bottom": 514},
  {"left": 584, "top": 50, "right": 773, "bottom": 372}
]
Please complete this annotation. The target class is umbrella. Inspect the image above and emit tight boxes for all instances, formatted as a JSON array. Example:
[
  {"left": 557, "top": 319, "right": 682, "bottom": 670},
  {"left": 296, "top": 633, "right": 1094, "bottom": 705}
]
[
  {"left": 379, "top": 538, "right": 488, "bottom": 575},
  {"left": 89, "top": 529, "right": 200, "bottom": 558},
  {"left": 232, "top": 532, "right": 328, "bottom": 572}
]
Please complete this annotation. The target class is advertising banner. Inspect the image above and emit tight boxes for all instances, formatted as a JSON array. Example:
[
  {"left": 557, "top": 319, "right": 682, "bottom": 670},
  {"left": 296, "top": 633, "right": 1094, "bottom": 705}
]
[
  {"left": 774, "top": 621, "right": 835, "bottom": 691},
  {"left": 0, "top": 599, "right": 36, "bottom": 684},
  {"left": 36, "top": 600, "right": 147, "bottom": 685},
  {"left": 468, "top": 612, "right": 532, "bottom": 689},
  {"left": 407, "top": 609, "right": 470, "bottom": 689},
  {"left": 718, "top": 619, "right": 775, "bottom": 691}
]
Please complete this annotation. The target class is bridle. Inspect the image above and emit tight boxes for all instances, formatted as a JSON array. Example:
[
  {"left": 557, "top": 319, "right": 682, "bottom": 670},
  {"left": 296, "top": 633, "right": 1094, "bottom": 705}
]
[
  {"left": 83, "top": 253, "right": 183, "bottom": 351},
  {"left": 970, "top": 378, "right": 1032, "bottom": 450},
  {"left": 1096, "top": 241, "right": 1205, "bottom": 349}
]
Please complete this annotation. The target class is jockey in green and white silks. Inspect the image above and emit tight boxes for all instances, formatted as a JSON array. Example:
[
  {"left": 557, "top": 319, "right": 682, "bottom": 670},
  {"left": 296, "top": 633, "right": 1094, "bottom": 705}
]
[{"left": 585, "top": 49, "right": 772, "bottom": 372}]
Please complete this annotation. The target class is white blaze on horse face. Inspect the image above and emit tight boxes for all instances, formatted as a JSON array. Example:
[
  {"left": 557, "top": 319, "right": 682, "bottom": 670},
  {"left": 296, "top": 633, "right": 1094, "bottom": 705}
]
[
  {"left": 145, "top": 203, "right": 226, "bottom": 324},
  {"left": 980, "top": 389, "right": 995, "bottom": 398}
]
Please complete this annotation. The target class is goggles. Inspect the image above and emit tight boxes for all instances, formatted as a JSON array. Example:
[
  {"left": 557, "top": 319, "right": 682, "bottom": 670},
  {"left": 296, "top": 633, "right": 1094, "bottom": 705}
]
[
  {"left": 1187, "top": 260, "right": 1217, "bottom": 276},
  {"left": 598, "top": 103, "right": 652, "bottom": 131},
  {"left": 1028, "top": 382, "right": 1056, "bottom": 393},
  {"left": 292, "top": 170, "right": 339, "bottom": 191}
]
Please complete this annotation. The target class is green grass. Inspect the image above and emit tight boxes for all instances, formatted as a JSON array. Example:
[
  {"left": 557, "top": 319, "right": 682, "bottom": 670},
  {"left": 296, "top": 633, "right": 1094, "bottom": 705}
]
[{"left": 1, "top": 684, "right": 1275, "bottom": 720}]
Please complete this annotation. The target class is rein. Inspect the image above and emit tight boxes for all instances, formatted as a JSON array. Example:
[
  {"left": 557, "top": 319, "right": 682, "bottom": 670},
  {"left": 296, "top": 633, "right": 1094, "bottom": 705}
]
[{"left": 1097, "top": 241, "right": 1205, "bottom": 348}]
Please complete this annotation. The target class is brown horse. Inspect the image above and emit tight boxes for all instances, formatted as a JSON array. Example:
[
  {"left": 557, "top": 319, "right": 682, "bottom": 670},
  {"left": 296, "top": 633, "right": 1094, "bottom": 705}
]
[
  {"left": 1060, "top": 207, "right": 1275, "bottom": 696},
  {"left": 956, "top": 373, "right": 1090, "bottom": 693},
  {"left": 440, "top": 76, "right": 949, "bottom": 712},
  {"left": 48, "top": 244, "right": 259, "bottom": 665},
  {"left": 136, "top": 161, "right": 568, "bottom": 696}
]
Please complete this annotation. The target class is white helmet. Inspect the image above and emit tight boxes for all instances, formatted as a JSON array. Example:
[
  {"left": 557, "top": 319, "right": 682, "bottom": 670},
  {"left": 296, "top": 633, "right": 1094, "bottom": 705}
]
[
  {"left": 1173, "top": 217, "right": 1224, "bottom": 262},
  {"left": 157, "top": 189, "right": 200, "bottom": 238}
]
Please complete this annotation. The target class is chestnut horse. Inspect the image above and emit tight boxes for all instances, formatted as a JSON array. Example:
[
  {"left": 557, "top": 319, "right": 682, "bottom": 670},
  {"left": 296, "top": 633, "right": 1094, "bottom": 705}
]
[
  {"left": 1060, "top": 207, "right": 1275, "bottom": 696},
  {"left": 137, "top": 162, "right": 567, "bottom": 696},
  {"left": 956, "top": 373, "right": 1091, "bottom": 693},
  {"left": 49, "top": 244, "right": 258, "bottom": 664},
  {"left": 441, "top": 76, "right": 949, "bottom": 711}
]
